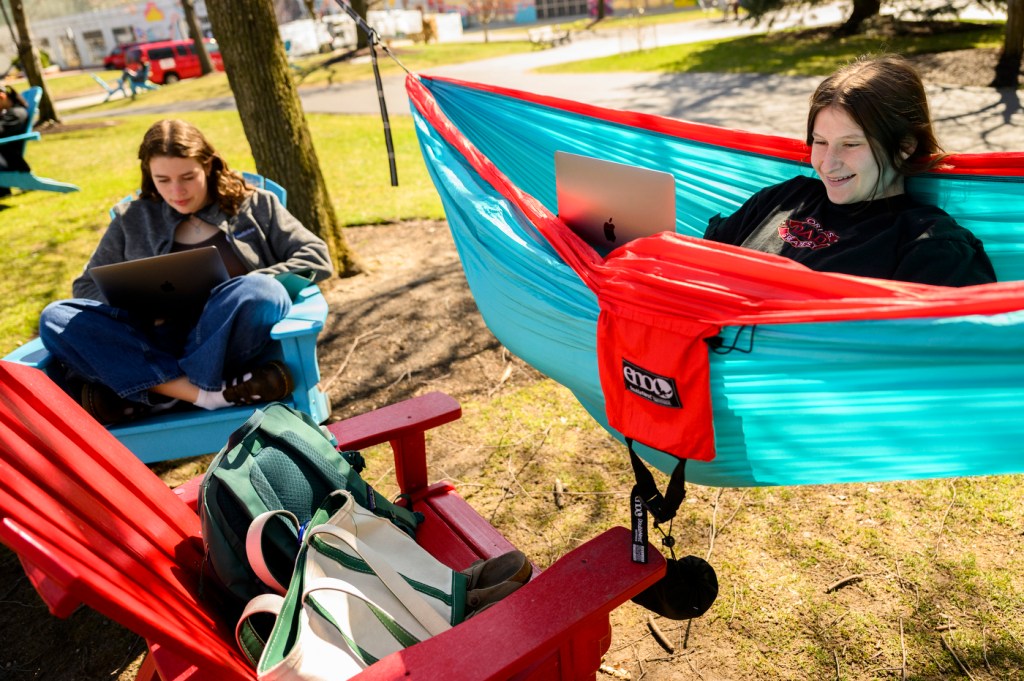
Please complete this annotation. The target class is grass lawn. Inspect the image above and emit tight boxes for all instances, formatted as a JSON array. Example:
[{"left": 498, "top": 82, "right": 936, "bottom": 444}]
[
  {"left": 1, "top": 111, "right": 443, "bottom": 355},
  {"left": 538, "top": 20, "right": 1006, "bottom": 76}
]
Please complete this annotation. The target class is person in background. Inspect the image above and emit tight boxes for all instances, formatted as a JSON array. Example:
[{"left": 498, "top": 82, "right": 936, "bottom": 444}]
[
  {"left": 39, "top": 119, "right": 333, "bottom": 425},
  {"left": 121, "top": 57, "right": 159, "bottom": 99},
  {"left": 704, "top": 54, "right": 996, "bottom": 287},
  {"left": 0, "top": 86, "right": 31, "bottom": 197}
]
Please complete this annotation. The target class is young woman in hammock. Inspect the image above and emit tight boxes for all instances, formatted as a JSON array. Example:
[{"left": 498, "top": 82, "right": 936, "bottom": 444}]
[{"left": 703, "top": 54, "right": 996, "bottom": 287}]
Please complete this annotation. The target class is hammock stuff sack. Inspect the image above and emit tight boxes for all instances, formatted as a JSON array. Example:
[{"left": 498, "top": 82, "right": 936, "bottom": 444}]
[{"left": 406, "top": 74, "right": 1024, "bottom": 489}]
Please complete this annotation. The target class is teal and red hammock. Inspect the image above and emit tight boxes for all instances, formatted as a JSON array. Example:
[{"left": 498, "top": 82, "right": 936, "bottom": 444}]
[{"left": 406, "top": 74, "right": 1024, "bottom": 488}]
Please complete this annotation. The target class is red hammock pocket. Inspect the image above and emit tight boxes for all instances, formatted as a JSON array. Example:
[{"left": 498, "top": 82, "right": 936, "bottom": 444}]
[{"left": 597, "top": 302, "right": 720, "bottom": 462}]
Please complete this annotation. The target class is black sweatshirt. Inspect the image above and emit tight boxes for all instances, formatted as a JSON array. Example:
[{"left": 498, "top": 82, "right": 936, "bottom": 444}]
[{"left": 704, "top": 175, "right": 996, "bottom": 287}]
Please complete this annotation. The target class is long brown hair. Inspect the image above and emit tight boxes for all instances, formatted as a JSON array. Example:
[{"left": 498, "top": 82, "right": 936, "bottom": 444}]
[
  {"left": 807, "top": 54, "right": 944, "bottom": 179},
  {"left": 138, "top": 119, "right": 251, "bottom": 215}
]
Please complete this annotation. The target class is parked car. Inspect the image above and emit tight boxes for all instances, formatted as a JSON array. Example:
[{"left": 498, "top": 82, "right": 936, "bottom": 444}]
[
  {"left": 124, "top": 39, "right": 224, "bottom": 85},
  {"left": 103, "top": 42, "right": 140, "bottom": 70}
]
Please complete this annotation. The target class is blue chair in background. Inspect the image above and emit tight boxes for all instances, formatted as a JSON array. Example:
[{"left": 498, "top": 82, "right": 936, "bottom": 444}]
[
  {"left": 91, "top": 73, "right": 128, "bottom": 102},
  {"left": 0, "top": 86, "right": 79, "bottom": 194},
  {"left": 124, "top": 62, "right": 159, "bottom": 99},
  {"left": 4, "top": 172, "right": 330, "bottom": 464}
]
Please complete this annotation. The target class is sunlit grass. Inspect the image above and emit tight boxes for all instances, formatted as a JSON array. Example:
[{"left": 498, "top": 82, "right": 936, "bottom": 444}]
[{"left": 539, "top": 20, "right": 1005, "bottom": 76}]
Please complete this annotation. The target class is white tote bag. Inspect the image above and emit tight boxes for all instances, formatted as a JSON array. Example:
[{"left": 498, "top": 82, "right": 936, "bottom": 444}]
[{"left": 236, "top": 490, "right": 468, "bottom": 680}]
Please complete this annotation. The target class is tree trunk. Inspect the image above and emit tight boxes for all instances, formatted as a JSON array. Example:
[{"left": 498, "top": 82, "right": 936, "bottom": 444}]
[
  {"left": 204, "top": 0, "right": 359, "bottom": 277},
  {"left": 992, "top": 0, "right": 1024, "bottom": 88},
  {"left": 832, "top": 0, "right": 881, "bottom": 38},
  {"left": 10, "top": 0, "right": 59, "bottom": 125},
  {"left": 181, "top": 0, "right": 215, "bottom": 75},
  {"left": 351, "top": 0, "right": 370, "bottom": 50}
]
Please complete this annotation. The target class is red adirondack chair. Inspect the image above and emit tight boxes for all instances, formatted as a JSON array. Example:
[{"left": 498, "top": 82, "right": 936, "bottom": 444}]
[{"left": 0, "top": 360, "right": 666, "bottom": 680}]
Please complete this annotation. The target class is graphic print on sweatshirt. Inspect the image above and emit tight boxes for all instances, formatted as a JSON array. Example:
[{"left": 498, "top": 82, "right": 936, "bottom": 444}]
[{"left": 778, "top": 216, "right": 839, "bottom": 250}]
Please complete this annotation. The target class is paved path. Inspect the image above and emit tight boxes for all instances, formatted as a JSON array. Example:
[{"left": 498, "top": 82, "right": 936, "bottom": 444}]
[{"left": 61, "top": 10, "right": 1024, "bottom": 153}]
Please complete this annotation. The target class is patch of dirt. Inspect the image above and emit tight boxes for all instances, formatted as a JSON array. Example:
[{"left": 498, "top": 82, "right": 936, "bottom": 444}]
[
  {"left": 906, "top": 47, "right": 1003, "bottom": 87},
  {"left": 318, "top": 221, "right": 545, "bottom": 419},
  {"left": 37, "top": 119, "right": 121, "bottom": 135}
]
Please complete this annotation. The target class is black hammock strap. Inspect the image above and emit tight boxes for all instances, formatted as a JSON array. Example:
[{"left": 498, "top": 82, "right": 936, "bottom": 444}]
[
  {"left": 330, "top": 0, "right": 409, "bottom": 187},
  {"left": 627, "top": 437, "right": 687, "bottom": 563}
]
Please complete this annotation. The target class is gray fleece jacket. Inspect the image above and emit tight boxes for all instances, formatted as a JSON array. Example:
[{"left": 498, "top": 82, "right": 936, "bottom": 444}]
[{"left": 73, "top": 188, "right": 333, "bottom": 301}]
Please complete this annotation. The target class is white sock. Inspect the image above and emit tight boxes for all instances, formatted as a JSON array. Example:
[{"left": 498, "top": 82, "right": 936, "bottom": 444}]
[{"left": 195, "top": 388, "right": 231, "bottom": 411}]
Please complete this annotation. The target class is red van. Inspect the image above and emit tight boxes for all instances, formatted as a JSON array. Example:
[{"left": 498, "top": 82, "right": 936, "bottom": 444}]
[
  {"left": 103, "top": 42, "right": 141, "bottom": 70},
  {"left": 125, "top": 39, "right": 224, "bottom": 85}
]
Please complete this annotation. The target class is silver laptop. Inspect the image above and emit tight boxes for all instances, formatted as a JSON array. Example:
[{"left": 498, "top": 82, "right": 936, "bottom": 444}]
[
  {"left": 555, "top": 150, "right": 676, "bottom": 252},
  {"left": 89, "top": 246, "right": 229, "bottom": 315}
]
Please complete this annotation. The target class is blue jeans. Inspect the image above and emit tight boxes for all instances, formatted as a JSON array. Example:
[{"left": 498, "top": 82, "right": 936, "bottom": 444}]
[{"left": 39, "top": 275, "right": 292, "bottom": 404}]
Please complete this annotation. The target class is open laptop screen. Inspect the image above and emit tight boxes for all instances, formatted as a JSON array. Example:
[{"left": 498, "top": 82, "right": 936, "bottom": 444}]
[
  {"left": 555, "top": 150, "right": 676, "bottom": 252},
  {"left": 89, "top": 246, "right": 229, "bottom": 316}
]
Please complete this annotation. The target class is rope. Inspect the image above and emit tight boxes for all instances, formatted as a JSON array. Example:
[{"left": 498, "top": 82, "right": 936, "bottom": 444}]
[{"left": 330, "top": 0, "right": 410, "bottom": 186}]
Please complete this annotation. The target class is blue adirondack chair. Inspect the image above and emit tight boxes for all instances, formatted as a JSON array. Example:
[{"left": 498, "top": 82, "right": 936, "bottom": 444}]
[
  {"left": 0, "top": 86, "right": 80, "bottom": 193},
  {"left": 3, "top": 173, "right": 329, "bottom": 463},
  {"left": 91, "top": 73, "right": 128, "bottom": 102}
]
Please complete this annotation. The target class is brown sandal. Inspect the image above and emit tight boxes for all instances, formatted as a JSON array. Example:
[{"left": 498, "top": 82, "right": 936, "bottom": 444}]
[
  {"left": 461, "top": 550, "right": 532, "bottom": 617},
  {"left": 222, "top": 361, "right": 294, "bottom": 405}
]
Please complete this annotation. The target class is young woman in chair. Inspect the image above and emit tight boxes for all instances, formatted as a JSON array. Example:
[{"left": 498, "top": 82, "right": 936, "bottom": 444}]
[
  {"left": 704, "top": 54, "right": 996, "bottom": 287},
  {"left": 40, "top": 119, "right": 333, "bottom": 425}
]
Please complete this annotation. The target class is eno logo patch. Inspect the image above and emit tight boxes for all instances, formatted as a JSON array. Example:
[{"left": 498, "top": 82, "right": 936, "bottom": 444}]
[{"left": 622, "top": 359, "right": 681, "bottom": 408}]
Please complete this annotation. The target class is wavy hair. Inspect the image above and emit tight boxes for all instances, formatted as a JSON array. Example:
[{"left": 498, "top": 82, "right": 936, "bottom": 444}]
[
  {"left": 138, "top": 119, "right": 251, "bottom": 215},
  {"left": 1, "top": 86, "right": 27, "bottom": 109},
  {"left": 807, "top": 54, "right": 944, "bottom": 179}
]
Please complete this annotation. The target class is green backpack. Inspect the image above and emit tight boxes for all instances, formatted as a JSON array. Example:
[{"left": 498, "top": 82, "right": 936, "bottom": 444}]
[{"left": 198, "top": 402, "right": 421, "bottom": 613}]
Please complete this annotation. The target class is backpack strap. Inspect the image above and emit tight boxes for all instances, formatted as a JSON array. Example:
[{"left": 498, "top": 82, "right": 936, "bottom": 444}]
[
  {"left": 246, "top": 509, "right": 301, "bottom": 595},
  {"left": 627, "top": 438, "right": 687, "bottom": 564}
]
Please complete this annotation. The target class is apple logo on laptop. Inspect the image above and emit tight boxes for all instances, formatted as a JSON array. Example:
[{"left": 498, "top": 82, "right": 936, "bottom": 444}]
[
  {"left": 160, "top": 281, "right": 176, "bottom": 293},
  {"left": 603, "top": 217, "right": 616, "bottom": 242}
]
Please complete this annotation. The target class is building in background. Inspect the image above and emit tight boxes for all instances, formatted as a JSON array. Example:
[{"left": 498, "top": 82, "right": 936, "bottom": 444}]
[
  {"left": 0, "top": 0, "right": 210, "bottom": 70},
  {"left": 1, "top": 0, "right": 681, "bottom": 71}
]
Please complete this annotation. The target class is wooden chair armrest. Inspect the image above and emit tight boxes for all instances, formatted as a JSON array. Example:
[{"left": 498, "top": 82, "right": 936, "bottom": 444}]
[
  {"left": 269, "top": 285, "right": 328, "bottom": 339},
  {"left": 174, "top": 392, "right": 462, "bottom": 510},
  {"left": 327, "top": 391, "right": 461, "bottom": 494},
  {"left": 0, "top": 131, "right": 40, "bottom": 146},
  {"left": 356, "top": 527, "right": 667, "bottom": 681},
  {"left": 173, "top": 476, "right": 203, "bottom": 509}
]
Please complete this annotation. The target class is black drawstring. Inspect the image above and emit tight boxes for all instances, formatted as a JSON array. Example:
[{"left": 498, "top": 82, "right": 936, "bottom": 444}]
[{"left": 707, "top": 325, "right": 758, "bottom": 354}]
